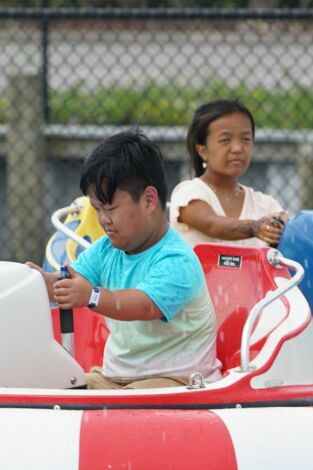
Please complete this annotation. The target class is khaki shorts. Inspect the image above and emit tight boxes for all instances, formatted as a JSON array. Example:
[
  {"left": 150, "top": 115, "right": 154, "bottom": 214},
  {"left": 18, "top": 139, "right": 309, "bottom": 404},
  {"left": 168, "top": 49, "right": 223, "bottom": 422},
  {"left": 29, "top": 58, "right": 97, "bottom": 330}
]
[{"left": 85, "top": 366, "right": 189, "bottom": 390}]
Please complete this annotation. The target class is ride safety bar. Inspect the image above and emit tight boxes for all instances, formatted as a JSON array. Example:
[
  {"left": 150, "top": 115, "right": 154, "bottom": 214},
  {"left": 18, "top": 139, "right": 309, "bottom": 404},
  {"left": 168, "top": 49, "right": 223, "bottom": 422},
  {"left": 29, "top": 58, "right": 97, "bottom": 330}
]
[
  {"left": 51, "top": 200, "right": 92, "bottom": 250},
  {"left": 240, "top": 248, "right": 305, "bottom": 373}
]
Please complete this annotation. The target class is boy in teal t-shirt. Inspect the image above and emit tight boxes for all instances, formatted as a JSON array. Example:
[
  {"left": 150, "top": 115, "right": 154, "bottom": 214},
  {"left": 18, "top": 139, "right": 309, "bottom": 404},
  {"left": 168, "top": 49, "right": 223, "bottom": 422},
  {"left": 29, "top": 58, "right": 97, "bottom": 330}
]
[{"left": 28, "top": 130, "right": 221, "bottom": 389}]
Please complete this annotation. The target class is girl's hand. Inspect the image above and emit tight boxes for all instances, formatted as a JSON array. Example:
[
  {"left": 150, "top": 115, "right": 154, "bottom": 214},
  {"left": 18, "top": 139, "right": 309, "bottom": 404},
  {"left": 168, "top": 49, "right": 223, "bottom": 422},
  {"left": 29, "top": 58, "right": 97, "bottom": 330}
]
[
  {"left": 53, "top": 265, "right": 92, "bottom": 310},
  {"left": 254, "top": 215, "right": 285, "bottom": 245}
]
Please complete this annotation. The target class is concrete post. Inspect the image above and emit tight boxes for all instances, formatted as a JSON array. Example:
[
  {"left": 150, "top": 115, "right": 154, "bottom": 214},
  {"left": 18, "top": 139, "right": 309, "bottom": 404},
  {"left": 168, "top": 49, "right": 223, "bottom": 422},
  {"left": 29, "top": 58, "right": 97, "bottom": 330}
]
[{"left": 6, "top": 72, "right": 45, "bottom": 263}]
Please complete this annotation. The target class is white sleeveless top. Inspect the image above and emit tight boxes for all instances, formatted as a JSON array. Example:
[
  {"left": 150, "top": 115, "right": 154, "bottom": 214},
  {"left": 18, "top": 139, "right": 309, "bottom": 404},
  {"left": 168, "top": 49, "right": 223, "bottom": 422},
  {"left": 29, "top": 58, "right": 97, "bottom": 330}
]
[{"left": 170, "top": 178, "right": 284, "bottom": 247}]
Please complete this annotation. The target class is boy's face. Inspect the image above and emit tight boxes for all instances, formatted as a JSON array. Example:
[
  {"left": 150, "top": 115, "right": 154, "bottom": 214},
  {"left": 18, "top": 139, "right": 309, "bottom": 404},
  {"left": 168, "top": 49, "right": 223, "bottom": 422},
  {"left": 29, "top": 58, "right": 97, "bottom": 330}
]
[{"left": 88, "top": 187, "right": 158, "bottom": 254}]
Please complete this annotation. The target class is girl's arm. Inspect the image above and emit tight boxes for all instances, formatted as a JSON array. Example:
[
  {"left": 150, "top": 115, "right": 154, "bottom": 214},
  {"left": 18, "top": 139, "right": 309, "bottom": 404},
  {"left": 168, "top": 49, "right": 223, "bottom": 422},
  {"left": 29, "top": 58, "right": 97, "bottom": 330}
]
[{"left": 179, "top": 199, "right": 284, "bottom": 245}]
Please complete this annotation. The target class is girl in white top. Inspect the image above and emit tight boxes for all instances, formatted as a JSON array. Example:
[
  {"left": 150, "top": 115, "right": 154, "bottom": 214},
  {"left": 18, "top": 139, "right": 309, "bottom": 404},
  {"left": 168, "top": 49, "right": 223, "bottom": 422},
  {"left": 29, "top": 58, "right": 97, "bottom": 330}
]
[{"left": 170, "top": 99, "right": 287, "bottom": 247}]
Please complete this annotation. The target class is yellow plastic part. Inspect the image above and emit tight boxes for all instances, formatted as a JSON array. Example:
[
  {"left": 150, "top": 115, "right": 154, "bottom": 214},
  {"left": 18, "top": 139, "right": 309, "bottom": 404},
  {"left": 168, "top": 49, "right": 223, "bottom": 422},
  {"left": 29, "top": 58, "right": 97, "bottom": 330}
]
[
  {"left": 65, "top": 196, "right": 104, "bottom": 262},
  {"left": 45, "top": 196, "right": 104, "bottom": 271}
]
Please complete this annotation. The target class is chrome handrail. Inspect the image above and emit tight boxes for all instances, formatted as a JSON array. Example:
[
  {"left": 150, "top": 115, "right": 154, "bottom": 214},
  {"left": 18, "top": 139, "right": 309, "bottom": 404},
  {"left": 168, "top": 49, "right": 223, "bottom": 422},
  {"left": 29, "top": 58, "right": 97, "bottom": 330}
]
[
  {"left": 51, "top": 200, "right": 91, "bottom": 250},
  {"left": 240, "top": 248, "right": 305, "bottom": 372}
]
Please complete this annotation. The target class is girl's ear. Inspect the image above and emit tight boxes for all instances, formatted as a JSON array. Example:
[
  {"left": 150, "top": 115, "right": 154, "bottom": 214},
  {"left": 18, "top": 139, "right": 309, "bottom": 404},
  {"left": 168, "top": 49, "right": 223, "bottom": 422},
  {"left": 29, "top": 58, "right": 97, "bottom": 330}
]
[{"left": 195, "top": 143, "right": 208, "bottom": 163}]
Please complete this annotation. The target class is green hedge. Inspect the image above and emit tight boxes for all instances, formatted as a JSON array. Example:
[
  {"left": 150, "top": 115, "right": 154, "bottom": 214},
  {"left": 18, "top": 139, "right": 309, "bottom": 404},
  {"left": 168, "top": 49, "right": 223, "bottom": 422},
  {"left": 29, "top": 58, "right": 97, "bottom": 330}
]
[{"left": 1, "top": 81, "right": 313, "bottom": 129}]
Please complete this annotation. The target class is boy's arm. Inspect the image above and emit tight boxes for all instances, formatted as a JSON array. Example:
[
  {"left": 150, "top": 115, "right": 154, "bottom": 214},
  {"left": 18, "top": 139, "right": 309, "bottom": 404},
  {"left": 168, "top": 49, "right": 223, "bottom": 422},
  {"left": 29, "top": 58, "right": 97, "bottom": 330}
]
[
  {"left": 54, "top": 266, "right": 163, "bottom": 321},
  {"left": 25, "top": 262, "right": 58, "bottom": 302}
]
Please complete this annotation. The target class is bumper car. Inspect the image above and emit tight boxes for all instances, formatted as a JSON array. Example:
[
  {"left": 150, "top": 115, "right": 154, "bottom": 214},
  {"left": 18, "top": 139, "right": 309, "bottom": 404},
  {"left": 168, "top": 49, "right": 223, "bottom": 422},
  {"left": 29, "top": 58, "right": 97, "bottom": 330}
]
[
  {"left": 278, "top": 209, "right": 313, "bottom": 313},
  {"left": 1, "top": 199, "right": 313, "bottom": 469}
]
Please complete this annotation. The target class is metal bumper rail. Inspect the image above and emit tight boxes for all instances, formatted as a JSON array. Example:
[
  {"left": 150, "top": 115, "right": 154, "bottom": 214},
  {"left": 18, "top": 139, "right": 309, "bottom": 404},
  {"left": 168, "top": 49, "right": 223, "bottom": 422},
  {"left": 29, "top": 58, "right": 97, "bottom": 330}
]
[
  {"left": 51, "top": 200, "right": 92, "bottom": 250},
  {"left": 240, "top": 248, "right": 305, "bottom": 373}
]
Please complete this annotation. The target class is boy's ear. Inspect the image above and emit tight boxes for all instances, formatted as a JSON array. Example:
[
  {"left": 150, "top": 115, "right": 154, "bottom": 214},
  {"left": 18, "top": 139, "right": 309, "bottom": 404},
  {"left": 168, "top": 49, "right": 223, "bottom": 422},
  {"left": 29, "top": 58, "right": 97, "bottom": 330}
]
[{"left": 144, "top": 186, "right": 158, "bottom": 208}]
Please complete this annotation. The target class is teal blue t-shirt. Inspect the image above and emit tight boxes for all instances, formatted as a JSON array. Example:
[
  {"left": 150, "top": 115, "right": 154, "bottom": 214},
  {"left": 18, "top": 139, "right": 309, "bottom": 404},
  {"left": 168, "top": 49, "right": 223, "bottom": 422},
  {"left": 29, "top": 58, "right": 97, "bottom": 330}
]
[
  {"left": 73, "top": 227, "right": 205, "bottom": 321},
  {"left": 72, "top": 227, "right": 221, "bottom": 381}
]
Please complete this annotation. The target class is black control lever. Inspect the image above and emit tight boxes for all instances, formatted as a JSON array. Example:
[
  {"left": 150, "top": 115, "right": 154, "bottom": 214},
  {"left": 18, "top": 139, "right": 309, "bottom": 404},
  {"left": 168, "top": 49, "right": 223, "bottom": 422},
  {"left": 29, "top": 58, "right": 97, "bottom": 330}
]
[{"left": 58, "top": 266, "right": 74, "bottom": 355}]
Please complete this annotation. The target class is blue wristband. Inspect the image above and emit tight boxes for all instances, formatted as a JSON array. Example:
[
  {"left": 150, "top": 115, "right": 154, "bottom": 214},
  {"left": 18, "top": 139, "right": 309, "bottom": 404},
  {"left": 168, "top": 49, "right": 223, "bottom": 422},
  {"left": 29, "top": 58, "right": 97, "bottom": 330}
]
[{"left": 87, "top": 286, "right": 101, "bottom": 309}]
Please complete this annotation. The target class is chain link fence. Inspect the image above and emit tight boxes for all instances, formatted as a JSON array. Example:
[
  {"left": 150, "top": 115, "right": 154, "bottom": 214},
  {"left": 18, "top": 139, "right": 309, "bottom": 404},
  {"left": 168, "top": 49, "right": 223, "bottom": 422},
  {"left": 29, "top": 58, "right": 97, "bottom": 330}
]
[{"left": 1, "top": 8, "right": 313, "bottom": 263}]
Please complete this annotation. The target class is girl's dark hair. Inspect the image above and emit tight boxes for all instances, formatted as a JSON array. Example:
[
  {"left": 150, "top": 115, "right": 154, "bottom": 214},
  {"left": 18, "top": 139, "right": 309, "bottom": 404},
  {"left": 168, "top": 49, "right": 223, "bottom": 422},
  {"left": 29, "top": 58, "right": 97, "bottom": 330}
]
[
  {"left": 186, "top": 98, "right": 255, "bottom": 177},
  {"left": 80, "top": 129, "right": 168, "bottom": 209}
]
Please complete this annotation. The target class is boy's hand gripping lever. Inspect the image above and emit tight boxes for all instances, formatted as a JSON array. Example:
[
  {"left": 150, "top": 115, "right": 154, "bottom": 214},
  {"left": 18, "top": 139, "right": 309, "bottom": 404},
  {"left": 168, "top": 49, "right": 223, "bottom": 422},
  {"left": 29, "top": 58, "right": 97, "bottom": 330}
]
[{"left": 58, "top": 266, "right": 75, "bottom": 356}]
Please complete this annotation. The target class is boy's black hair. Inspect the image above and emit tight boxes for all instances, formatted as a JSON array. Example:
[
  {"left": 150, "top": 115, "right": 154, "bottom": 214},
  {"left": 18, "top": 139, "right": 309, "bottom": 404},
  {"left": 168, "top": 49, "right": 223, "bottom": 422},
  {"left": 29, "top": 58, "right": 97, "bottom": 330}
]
[
  {"left": 80, "top": 129, "right": 168, "bottom": 209},
  {"left": 187, "top": 98, "right": 255, "bottom": 177}
]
